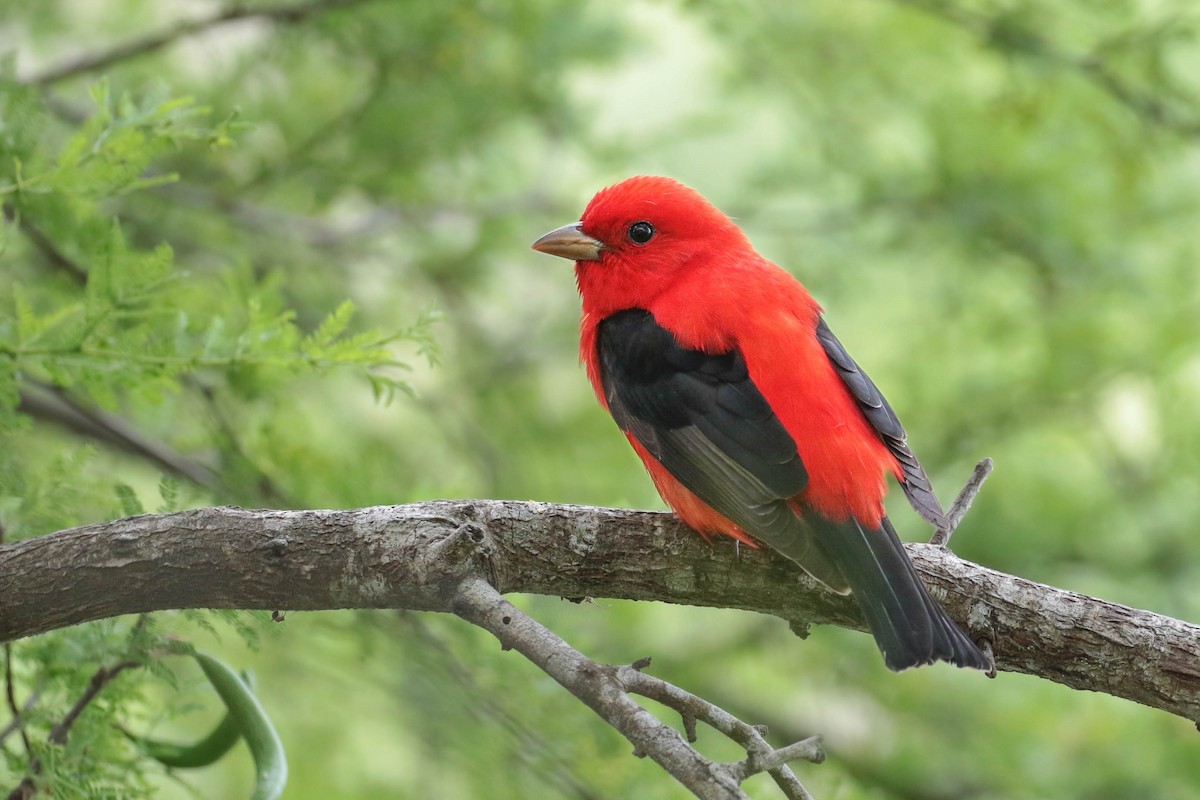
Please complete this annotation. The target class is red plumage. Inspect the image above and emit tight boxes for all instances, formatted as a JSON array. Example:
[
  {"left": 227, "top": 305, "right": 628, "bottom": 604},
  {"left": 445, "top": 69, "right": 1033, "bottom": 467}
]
[
  {"left": 533, "top": 175, "right": 988, "bottom": 671},
  {"left": 576, "top": 177, "right": 897, "bottom": 532}
]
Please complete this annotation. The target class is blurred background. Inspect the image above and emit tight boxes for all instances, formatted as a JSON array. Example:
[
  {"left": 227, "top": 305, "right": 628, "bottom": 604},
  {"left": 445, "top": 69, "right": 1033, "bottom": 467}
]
[{"left": 2, "top": 1, "right": 1199, "bottom": 797}]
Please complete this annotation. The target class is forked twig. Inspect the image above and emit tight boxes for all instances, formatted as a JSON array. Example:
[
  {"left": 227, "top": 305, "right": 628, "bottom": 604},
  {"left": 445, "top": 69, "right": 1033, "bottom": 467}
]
[
  {"left": 618, "top": 659, "right": 823, "bottom": 799},
  {"left": 453, "top": 578, "right": 822, "bottom": 799}
]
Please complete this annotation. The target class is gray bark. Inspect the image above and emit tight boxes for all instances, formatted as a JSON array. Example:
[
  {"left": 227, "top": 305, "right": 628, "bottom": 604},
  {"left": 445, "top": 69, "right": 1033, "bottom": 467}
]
[{"left": 1, "top": 501, "right": 1197, "bottom": 724}]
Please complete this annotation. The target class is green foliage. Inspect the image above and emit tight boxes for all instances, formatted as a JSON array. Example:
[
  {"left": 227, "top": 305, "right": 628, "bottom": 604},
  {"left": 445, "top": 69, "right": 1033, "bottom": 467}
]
[
  {"left": 191, "top": 653, "right": 286, "bottom": 800},
  {"left": 0, "top": 71, "right": 437, "bottom": 533},
  {"left": 2, "top": 0, "right": 1200, "bottom": 798}
]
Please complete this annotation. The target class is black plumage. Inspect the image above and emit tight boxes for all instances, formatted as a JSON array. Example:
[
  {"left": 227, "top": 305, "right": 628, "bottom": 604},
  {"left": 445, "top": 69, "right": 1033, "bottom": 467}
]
[
  {"left": 814, "top": 319, "right": 947, "bottom": 530},
  {"left": 596, "top": 308, "right": 988, "bottom": 671}
]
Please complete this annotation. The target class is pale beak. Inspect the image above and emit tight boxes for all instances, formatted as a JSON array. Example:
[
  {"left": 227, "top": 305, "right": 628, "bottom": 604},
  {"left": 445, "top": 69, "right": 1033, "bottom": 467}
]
[{"left": 531, "top": 222, "right": 604, "bottom": 262}]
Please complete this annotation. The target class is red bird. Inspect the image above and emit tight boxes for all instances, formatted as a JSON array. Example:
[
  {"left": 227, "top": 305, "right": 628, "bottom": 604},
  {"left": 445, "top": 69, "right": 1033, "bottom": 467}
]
[{"left": 532, "top": 175, "right": 988, "bottom": 671}]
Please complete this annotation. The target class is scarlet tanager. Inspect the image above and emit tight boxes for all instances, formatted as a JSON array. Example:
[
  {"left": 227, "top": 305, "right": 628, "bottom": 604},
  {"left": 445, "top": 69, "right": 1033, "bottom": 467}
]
[{"left": 532, "top": 175, "right": 988, "bottom": 672}]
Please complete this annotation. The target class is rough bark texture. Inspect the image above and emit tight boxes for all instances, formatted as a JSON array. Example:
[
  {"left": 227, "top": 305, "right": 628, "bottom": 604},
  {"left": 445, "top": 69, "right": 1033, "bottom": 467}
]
[{"left": 1, "top": 501, "right": 1197, "bottom": 723}]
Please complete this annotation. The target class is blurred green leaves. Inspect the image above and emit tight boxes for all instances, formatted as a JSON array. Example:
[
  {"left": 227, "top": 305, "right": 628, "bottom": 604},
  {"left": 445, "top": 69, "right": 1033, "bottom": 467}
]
[{"left": 2, "top": 0, "right": 1200, "bottom": 798}]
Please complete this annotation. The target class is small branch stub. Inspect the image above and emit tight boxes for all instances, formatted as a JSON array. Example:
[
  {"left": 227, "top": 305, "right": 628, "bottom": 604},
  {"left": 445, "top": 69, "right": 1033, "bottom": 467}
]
[{"left": 931, "top": 458, "right": 994, "bottom": 547}]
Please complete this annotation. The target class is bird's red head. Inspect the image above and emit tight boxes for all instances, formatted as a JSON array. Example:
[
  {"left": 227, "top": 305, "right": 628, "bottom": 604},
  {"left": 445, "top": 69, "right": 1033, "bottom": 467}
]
[{"left": 532, "top": 176, "right": 752, "bottom": 316}]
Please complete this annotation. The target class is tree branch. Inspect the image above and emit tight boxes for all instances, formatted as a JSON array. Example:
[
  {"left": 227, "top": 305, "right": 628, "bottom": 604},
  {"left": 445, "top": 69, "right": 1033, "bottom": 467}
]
[
  {"left": 888, "top": 0, "right": 1200, "bottom": 137},
  {"left": 0, "top": 501, "right": 1197, "bottom": 727},
  {"left": 16, "top": 381, "right": 220, "bottom": 491},
  {"left": 21, "top": 0, "right": 379, "bottom": 87},
  {"left": 1, "top": 205, "right": 89, "bottom": 284},
  {"left": 615, "top": 659, "right": 823, "bottom": 799},
  {"left": 6, "top": 659, "right": 140, "bottom": 800},
  {"left": 1, "top": 643, "right": 32, "bottom": 753},
  {"left": 47, "top": 661, "right": 140, "bottom": 746},
  {"left": 453, "top": 578, "right": 821, "bottom": 799},
  {"left": 399, "top": 614, "right": 604, "bottom": 800}
]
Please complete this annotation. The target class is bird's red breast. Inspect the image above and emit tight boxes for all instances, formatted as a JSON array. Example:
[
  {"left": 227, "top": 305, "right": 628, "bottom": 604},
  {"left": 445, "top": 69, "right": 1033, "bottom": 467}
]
[
  {"left": 573, "top": 182, "right": 899, "bottom": 531},
  {"left": 532, "top": 175, "right": 988, "bottom": 671}
]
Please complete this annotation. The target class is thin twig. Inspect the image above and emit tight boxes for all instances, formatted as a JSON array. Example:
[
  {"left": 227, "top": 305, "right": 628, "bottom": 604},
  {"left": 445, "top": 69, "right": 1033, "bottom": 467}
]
[
  {"left": 930, "top": 458, "right": 994, "bottom": 546},
  {"left": 48, "top": 661, "right": 140, "bottom": 746},
  {"left": 453, "top": 578, "right": 821, "bottom": 799},
  {"left": 618, "top": 661, "right": 824, "bottom": 800},
  {"left": 400, "top": 614, "right": 604, "bottom": 800},
  {"left": 454, "top": 579, "right": 750, "bottom": 799},
  {"left": 22, "top": 0, "right": 378, "bottom": 87},
  {"left": 731, "top": 738, "right": 824, "bottom": 789},
  {"left": 2, "top": 643, "right": 32, "bottom": 755},
  {"left": 18, "top": 382, "right": 220, "bottom": 491},
  {"left": 3, "top": 778, "right": 35, "bottom": 800},
  {"left": 1, "top": 205, "right": 88, "bottom": 285},
  {"left": 888, "top": 0, "right": 1200, "bottom": 138},
  {"left": 6, "top": 660, "right": 140, "bottom": 799}
]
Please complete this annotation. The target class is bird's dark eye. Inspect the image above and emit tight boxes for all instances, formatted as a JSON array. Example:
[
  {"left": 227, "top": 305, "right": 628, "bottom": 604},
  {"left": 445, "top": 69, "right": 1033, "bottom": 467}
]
[{"left": 627, "top": 221, "right": 655, "bottom": 245}]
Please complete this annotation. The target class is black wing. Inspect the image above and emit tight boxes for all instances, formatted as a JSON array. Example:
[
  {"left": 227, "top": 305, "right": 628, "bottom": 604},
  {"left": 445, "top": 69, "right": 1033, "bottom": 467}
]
[
  {"left": 596, "top": 309, "right": 988, "bottom": 671},
  {"left": 815, "top": 319, "right": 947, "bottom": 530},
  {"left": 596, "top": 308, "right": 848, "bottom": 591}
]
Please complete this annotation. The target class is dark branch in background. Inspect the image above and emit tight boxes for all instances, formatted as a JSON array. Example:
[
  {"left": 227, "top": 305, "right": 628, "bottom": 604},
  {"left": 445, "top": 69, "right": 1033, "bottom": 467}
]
[
  {"left": 5, "top": 660, "right": 141, "bottom": 800},
  {"left": 1, "top": 205, "right": 88, "bottom": 285},
  {"left": 0, "top": 690, "right": 37, "bottom": 753},
  {"left": 1, "top": 502, "right": 1198, "bottom": 725},
  {"left": 21, "top": 0, "right": 380, "bottom": 87},
  {"left": 890, "top": 0, "right": 1200, "bottom": 137},
  {"left": 17, "top": 381, "right": 220, "bottom": 491},
  {"left": 6, "top": 210, "right": 297, "bottom": 506},
  {"left": 3, "top": 203, "right": 221, "bottom": 487},
  {"left": 2, "top": 641, "right": 33, "bottom": 761},
  {"left": 47, "top": 661, "right": 140, "bottom": 746},
  {"left": 15, "top": 377, "right": 294, "bottom": 507},
  {"left": 4, "top": 202, "right": 292, "bottom": 505},
  {"left": 0, "top": 689, "right": 38, "bottom": 747},
  {"left": 5, "top": 139, "right": 298, "bottom": 509},
  {"left": 4, "top": 773, "right": 33, "bottom": 799},
  {"left": 5, "top": 616, "right": 149, "bottom": 796}
]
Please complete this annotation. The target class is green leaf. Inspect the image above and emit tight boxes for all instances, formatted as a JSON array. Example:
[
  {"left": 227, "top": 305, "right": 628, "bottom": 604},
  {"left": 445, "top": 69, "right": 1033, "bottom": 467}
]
[
  {"left": 156, "top": 475, "right": 179, "bottom": 514},
  {"left": 302, "top": 299, "right": 357, "bottom": 352},
  {"left": 194, "top": 653, "right": 287, "bottom": 800},
  {"left": 114, "top": 484, "right": 143, "bottom": 517},
  {"left": 128, "top": 670, "right": 257, "bottom": 769}
]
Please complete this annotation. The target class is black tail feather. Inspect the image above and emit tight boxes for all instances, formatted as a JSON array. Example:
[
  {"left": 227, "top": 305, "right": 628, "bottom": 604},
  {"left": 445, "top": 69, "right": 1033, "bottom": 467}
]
[{"left": 807, "top": 514, "right": 989, "bottom": 671}]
